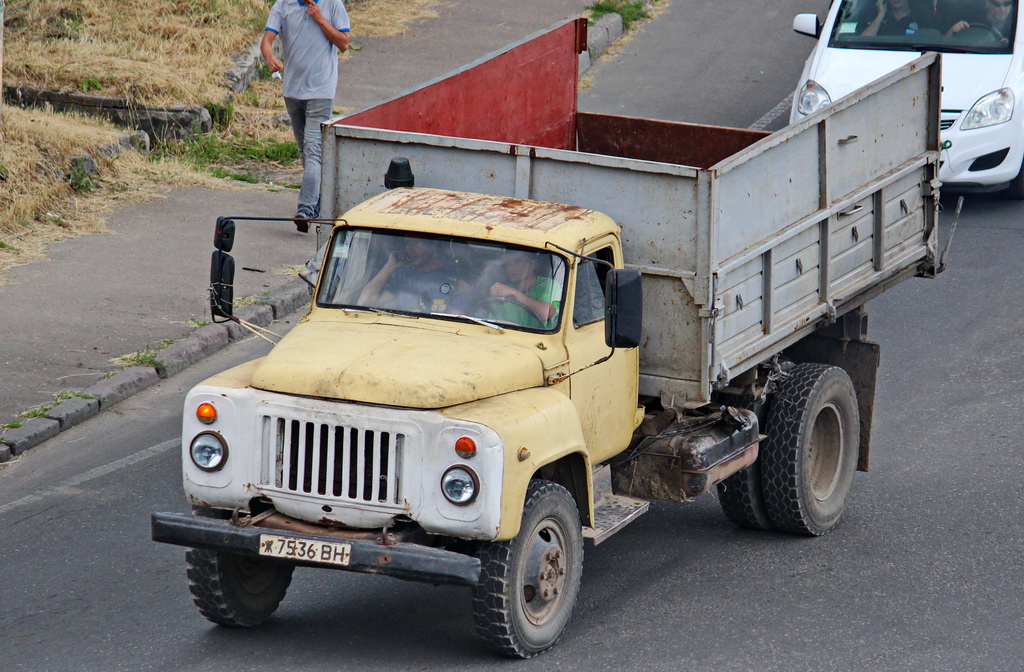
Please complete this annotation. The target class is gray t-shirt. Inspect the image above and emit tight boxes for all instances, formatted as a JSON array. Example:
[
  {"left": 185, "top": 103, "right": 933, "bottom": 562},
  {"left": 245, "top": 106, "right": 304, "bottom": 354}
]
[{"left": 266, "top": 0, "right": 351, "bottom": 100}]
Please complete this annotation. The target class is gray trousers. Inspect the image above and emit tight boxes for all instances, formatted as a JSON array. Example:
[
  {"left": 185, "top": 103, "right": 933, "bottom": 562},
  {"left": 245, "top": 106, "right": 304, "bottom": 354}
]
[{"left": 285, "top": 97, "right": 333, "bottom": 213}]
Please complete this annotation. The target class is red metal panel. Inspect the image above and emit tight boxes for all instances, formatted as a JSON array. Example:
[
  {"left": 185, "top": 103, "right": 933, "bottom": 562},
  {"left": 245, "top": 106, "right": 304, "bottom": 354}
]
[
  {"left": 576, "top": 112, "right": 770, "bottom": 170},
  {"left": 340, "top": 19, "right": 584, "bottom": 150}
]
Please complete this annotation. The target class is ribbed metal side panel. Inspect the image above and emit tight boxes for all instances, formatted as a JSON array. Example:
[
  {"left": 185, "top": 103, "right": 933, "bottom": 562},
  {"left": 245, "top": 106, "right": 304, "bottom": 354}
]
[{"left": 260, "top": 415, "right": 404, "bottom": 505}]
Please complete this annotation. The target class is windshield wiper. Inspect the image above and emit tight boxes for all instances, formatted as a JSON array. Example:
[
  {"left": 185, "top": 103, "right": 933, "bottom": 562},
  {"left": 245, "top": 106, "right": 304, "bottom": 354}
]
[{"left": 430, "top": 312, "right": 505, "bottom": 332}]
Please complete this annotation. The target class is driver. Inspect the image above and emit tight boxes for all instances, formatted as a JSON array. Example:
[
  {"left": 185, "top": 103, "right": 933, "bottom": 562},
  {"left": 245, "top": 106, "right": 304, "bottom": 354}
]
[
  {"left": 946, "top": 0, "right": 1014, "bottom": 38},
  {"left": 358, "top": 235, "right": 461, "bottom": 313}
]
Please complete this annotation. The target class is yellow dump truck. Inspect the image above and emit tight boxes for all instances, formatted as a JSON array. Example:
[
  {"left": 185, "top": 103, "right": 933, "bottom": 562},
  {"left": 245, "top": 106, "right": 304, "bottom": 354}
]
[{"left": 152, "top": 23, "right": 943, "bottom": 658}]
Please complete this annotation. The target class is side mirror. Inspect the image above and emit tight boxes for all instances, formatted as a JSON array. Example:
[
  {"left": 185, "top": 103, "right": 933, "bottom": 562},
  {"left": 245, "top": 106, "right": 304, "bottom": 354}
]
[
  {"left": 215, "top": 217, "right": 235, "bottom": 252},
  {"left": 604, "top": 269, "right": 642, "bottom": 349},
  {"left": 793, "top": 13, "right": 821, "bottom": 38},
  {"left": 211, "top": 249, "right": 235, "bottom": 318}
]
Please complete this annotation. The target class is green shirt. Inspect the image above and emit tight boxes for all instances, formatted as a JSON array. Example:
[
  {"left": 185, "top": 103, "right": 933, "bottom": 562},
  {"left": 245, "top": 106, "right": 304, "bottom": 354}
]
[{"left": 488, "top": 276, "right": 562, "bottom": 329}]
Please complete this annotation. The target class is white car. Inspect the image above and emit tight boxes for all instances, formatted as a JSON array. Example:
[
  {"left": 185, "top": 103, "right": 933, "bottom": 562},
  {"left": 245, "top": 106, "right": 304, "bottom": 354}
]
[{"left": 791, "top": 0, "right": 1024, "bottom": 197}]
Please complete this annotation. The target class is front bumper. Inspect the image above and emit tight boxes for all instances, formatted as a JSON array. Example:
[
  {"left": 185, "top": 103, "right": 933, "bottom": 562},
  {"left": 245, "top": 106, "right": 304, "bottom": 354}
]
[
  {"left": 151, "top": 511, "right": 481, "bottom": 587},
  {"left": 940, "top": 117, "right": 1024, "bottom": 189}
]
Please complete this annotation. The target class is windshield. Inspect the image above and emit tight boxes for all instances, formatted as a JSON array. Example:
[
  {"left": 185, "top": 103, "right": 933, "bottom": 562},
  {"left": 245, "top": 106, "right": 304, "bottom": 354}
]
[
  {"left": 316, "top": 228, "right": 568, "bottom": 332},
  {"left": 829, "top": 0, "right": 1016, "bottom": 54}
]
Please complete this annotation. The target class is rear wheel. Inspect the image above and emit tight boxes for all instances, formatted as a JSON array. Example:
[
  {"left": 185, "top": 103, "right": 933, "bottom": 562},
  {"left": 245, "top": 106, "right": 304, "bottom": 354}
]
[
  {"left": 472, "top": 480, "right": 583, "bottom": 658},
  {"left": 760, "top": 363, "right": 860, "bottom": 536},
  {"left": 186, "top": 549, "right": 294, "bottom": 627}
]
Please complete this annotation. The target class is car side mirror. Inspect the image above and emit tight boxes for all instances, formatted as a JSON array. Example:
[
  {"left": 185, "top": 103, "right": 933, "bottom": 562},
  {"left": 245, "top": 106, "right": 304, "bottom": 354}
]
[
  {"left": 604, "top": 269, "right": 642, "bottom": 349},
  {"left": 793, "top": 13, "right": 821, "bottom": 38}
]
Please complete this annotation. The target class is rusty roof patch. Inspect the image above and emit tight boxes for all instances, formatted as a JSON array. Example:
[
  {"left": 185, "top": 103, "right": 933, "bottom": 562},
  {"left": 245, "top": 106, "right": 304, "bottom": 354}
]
[{"left": 361, "top": 188, "right": 596, "bottom": 232}]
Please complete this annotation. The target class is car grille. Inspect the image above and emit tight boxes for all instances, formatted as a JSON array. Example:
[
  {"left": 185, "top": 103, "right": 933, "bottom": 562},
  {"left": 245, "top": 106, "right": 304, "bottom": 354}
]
[
  {"left": 260, "top": 415, "right": 404, "bottom": 505},
  {"left": 940, "top": 111, "right": 961, "bottom": 131}
]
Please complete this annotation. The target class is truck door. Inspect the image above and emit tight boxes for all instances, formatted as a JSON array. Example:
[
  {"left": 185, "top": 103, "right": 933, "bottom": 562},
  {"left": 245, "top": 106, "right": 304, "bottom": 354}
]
[{"left": 565, "top": 243, "right": 641, "bottom": 464}]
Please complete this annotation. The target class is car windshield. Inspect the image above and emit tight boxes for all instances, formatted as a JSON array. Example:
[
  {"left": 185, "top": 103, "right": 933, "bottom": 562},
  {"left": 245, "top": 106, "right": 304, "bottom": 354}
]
[
  {"left": 316, "top": 228, "right": 569, "bottom": 332},
  {"left": 829, "top": 0, "right": 1016, "bottom": 54}
]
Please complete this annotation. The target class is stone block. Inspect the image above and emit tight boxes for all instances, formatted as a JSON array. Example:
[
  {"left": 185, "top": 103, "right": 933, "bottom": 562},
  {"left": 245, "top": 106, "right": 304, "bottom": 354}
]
[
  {"left": 154, "top": 324, "right": 231, "bottom": 378},
  {"left": 82, "top": 366, "right": 161, "bottom": 410},
  {"left": 267, "top": 280, "right": 312, "bottom": 319},
  {"left": 0, "top": 418, "right": 61, "bottom": 456},
  {"left": 226, "top": 304, "right": 275, "bottom": 341},
  {"left": 44, "top": 397, "right": 101, "bottom": 431}
]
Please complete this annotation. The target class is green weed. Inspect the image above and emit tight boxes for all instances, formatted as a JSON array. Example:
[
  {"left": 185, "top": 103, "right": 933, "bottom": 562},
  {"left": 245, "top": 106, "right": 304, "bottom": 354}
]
[
  {"left": 15, "top": 391, "right": 97, "bottom": 420},
  {"left": 157, "top": 133, "right": 299, "bottom": 165},
  {"left": 79, "top": 77, "right": 103, "bottom": 93},
  {"left": 588, "top": 0, "right": 652, "bottom": 30}
]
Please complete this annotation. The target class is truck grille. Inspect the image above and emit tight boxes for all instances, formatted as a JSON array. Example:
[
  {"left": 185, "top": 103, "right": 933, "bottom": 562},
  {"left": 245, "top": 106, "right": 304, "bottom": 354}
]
[{"left": 260, "top": 416, "right": 404, "bottom": 505}]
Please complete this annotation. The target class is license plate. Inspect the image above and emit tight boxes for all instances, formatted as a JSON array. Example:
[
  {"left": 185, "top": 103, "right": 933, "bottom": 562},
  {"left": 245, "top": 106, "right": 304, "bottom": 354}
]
[{"left": 258, "top": 534, "right": 352, "bottom": 566}]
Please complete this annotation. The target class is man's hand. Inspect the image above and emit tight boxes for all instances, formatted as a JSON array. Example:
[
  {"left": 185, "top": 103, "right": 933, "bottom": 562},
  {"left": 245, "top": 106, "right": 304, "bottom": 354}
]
[
  {"left": 260, "top": 30, "right": 284, "bottom": 72},
  {"left": 266, "top": 54, "right": 284, "bottom": 73},
  {"left": 303, "top": 0, "right": 326, "bottom": 26},
  {"left": 946, "top": 20, "right": 970, "bottom": 36},
  {"left": 302, "top": 0, "right": 349, "bottom": 51}
]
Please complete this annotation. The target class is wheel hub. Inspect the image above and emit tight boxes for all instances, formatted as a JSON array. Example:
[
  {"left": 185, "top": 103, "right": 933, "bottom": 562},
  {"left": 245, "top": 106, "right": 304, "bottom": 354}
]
[{"left": 520, "top": 519, "right": 569, "bottom": 625}]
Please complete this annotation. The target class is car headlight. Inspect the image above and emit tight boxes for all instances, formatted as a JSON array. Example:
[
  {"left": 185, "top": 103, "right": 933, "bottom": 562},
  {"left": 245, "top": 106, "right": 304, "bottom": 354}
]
[
  {"left": 797, "top": 80, "right": 832, "bottom": 116},
  {"left": 962, "top": 89, "right": 1014, "bottom": 130},
  {"left": 441, "top": 466, "right": 478, "bottom": 505},
  {"left": 190, "top": 432, "right": 228, "bottom": 472}
]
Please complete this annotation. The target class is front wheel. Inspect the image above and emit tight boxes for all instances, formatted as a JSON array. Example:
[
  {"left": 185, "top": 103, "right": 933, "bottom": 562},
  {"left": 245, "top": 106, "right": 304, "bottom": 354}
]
[
  {"left": 760, "top": 363, "right": 860, "bottom": 536},
  {"left": 185, "top": 548, "right": 294, "bottom": 627},
  {"left": 472, "top": 480, "right": 584, "bottom": 658}
]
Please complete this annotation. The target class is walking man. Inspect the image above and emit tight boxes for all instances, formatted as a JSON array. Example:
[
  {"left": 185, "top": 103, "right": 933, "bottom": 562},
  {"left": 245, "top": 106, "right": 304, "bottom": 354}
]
[{"left": 261, "top": 0, "right": 350, "bottom": 232}]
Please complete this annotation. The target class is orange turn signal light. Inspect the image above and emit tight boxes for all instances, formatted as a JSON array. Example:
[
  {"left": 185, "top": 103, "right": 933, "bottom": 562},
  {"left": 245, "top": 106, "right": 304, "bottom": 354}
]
[
  {"left": 196, "top": 402, "right": 218, "bottom": 425},
  {"left": 455, "top": 436, "right": 477, "bottom": 458}
]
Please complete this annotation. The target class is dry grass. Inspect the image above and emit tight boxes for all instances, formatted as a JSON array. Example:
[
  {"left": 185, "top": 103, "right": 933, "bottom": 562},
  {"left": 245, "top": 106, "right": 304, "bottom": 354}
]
[
  {"left": 4, "top": 0, "right": 444, "bottom": 106},
  {"left": 0, "top": 107, "right": 239, "bottom": 283},
  {"left": 4, "top": 0, "right": 271, "bottom": 106},
  {"left": 0, "top": 0, "right": 445, "bottom": 283},
  {"left": 348, "top": 0, "right": 441, "bottom": 38}
]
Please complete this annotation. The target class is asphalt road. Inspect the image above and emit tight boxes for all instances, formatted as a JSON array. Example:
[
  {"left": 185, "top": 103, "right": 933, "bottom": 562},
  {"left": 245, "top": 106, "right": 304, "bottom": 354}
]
[{"left": 3, "top": 3, "right": 1023, "bottom": 671}]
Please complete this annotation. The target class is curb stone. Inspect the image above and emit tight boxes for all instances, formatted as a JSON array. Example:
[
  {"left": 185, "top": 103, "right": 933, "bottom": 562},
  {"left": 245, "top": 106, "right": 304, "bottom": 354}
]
[
  {"left": 81, "top": 366, "right": 162, "bottom": 411},
  {"left": 154, "top": 324, "right": 232, "bottom": 379},
  {"left": 586, "top": 13, "right": 625, "bottom": 65},
  {"left": 2, "top": 85, "right": 212, "bottom": 143},
  {"left": 44, "top": 397, "right": 101, "bottom": 432},
  {"left": 0, "top": 418, "right": 61, "bottom": 456},
  {"left": 0, "top": 445, "right": 11, "bottom": 464}
]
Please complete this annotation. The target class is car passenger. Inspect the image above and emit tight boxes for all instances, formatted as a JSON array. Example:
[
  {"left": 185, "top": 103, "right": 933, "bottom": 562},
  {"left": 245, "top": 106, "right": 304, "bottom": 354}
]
[
  {"left": 486, "top": 251, "right": 562, "bottom": 329},
  {"left": 858, "top": 0, "right": 935, "bottom": 36}
]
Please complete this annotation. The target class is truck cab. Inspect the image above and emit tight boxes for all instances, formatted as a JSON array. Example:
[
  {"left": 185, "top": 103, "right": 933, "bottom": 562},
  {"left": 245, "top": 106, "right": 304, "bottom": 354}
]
[{"left": 183, "top": 187, "right": 642, "bottom": 541}]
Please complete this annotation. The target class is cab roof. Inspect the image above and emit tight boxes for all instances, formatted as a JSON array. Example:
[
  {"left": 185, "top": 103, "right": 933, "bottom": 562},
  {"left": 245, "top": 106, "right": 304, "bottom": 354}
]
[{"left": 339, "top": 188, "right": 619, "bottom": 249}]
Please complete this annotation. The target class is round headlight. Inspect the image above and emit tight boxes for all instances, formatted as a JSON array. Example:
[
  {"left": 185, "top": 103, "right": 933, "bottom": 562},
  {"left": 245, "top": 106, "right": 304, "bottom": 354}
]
[
  {"left": 190, "top": 432, "right": 228, "bottom": 472},
  {"left": 441, "top": 466, "right": 478, "bottom": 505}
]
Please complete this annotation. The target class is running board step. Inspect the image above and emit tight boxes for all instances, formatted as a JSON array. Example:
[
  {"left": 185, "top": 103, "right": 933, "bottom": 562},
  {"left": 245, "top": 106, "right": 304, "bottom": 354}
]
[{"left": 582, "top": 495, "right": 649, "bottom": 546}]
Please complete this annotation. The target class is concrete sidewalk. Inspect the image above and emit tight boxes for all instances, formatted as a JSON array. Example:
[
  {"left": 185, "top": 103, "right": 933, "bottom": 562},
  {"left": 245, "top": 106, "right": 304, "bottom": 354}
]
[{"left": 0, "top": 0, "right": 595, "bottom": 457}]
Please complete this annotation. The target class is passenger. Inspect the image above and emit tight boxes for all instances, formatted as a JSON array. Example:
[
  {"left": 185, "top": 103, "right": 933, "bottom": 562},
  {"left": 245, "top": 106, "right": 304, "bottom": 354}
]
[
  {"left": 858, "top": 0, "right": 933, "bottom": 36},
  {"left": 946, "top": 0, "right": 1015, "bottom": 39},
  {"left": 486, "top": 251, "right": 561, "bottom": 329},
  {"left": 358, "top": 235, "right": 461, "bottom": 313}
]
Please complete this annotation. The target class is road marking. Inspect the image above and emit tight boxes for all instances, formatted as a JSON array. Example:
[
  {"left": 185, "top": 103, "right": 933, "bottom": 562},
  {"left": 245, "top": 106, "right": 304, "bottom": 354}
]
[
  {"left": 0, "top": 438, "right": 178, "bottom": 517},
  {"left": 750, "top": 94, "right": 794, "bottom": 131}
]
